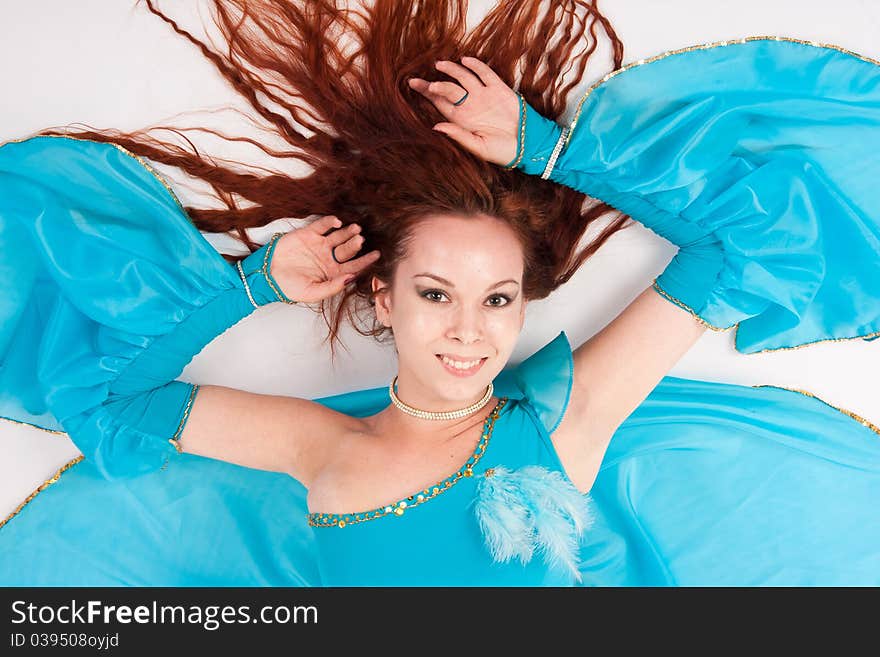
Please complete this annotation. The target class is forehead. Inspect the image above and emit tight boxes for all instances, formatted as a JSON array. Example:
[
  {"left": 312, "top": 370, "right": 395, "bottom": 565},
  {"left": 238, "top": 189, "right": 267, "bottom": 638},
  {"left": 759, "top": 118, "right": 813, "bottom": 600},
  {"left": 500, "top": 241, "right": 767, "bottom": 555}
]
[{"left": 400, "top": 214, "right": 524, "bottom": 279}]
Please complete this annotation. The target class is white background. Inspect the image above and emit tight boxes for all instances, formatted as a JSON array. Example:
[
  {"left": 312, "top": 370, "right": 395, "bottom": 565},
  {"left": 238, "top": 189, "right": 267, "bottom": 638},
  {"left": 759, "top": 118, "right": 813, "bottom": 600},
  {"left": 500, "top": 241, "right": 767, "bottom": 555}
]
[{"left": 2, "top": 0, "right": 879, "bottom": 520}]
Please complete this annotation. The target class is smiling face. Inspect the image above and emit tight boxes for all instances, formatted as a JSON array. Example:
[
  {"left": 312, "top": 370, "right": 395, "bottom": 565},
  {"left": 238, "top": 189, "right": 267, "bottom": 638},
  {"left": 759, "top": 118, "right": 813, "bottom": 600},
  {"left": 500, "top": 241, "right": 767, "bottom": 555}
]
[{"left": 371, "top": 212, "right": 527, "bottom": 412}]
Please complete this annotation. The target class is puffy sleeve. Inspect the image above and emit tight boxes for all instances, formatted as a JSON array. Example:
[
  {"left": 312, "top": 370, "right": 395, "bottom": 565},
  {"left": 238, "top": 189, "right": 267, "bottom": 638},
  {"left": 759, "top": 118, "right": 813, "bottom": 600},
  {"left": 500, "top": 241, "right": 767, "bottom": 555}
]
[
  {"left": 0, "top": 135, "right": 292, "bottom": 479},
  {"left": 494, "top": 330, "right": 574, "bottom": 436},
  {"left": 512, "top": 37, "right": 880, "bottom": 353}
]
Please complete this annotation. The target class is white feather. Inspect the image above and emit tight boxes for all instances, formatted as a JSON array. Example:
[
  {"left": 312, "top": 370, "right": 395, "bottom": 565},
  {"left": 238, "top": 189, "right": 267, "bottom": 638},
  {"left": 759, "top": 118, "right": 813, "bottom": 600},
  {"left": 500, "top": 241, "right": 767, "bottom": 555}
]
[{"left": 472, "top": 464, "right": 595, "bottom": 582}]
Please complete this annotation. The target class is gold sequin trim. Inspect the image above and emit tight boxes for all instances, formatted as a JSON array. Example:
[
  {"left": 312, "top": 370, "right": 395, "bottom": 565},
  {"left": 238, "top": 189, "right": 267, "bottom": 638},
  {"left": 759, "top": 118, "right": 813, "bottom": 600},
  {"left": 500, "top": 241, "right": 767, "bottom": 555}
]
[
  {"left": 752, "top": 384, "right": 879, "bottom": 437},
  {"left": 651, "top": 278, "right": 880, "bottom": 353},
  {"left": 0, "top": 455, "right": 85, "bottom": 531},
  {"left": 0, "top": 134, "right": 187, "bottom": 215},
  {"left": 565, "top": 35, "right": 880, "bottom": 149},
  {"left": 169, "top": 383, "right": 199, "bottom": 453},
  {"left": 651, "top": 278, "right": 734, "bottom": 333},
  {"left": 571, "top": 36, "right": 880, "bottom": 353},
  {"left": 307, "top": 397, "right": 508, "bottom": 528},
  {"left": 0, "top": 415, "right": 66, "bottom": 435}
]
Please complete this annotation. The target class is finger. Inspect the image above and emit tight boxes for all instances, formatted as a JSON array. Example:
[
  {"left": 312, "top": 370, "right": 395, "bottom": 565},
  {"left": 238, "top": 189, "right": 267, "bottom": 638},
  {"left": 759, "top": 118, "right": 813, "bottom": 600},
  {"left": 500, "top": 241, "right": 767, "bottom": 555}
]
[
  {"left": 338, "top": 248, "right": 381, "bottom": 274},
  {"left": 461, "top": 56, "right": 507, "bottom": 87},
  {"left": 423, "top": 80, "right": 470, "bottom": 106},
  {"left": 325, "top": 221, "right": 361, "bottom": 248},
  {"left": 409, "top": 78, "right": 458, "bottom": 116},
  {"left": 330, "top": 231, "right": 365, "bottom": 262},
  {"left": 432, "top": 122, "right": 485, "bottom": 157},
  {"left": 311, "top": 214, "right": 342, "bottom": 235},
  {"left": 435, "top": 59, "right": 484, "bottom": 91},
  {"left": 311, "top": 271, "right": 357, "bottom": 299}
]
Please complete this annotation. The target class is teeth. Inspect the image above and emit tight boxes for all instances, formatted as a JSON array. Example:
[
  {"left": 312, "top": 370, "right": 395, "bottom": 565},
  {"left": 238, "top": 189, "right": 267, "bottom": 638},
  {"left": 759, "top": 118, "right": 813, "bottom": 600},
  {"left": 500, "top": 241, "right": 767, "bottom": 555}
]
[{"left": 440, "top": 355, "right": 482, "bottom": 369}]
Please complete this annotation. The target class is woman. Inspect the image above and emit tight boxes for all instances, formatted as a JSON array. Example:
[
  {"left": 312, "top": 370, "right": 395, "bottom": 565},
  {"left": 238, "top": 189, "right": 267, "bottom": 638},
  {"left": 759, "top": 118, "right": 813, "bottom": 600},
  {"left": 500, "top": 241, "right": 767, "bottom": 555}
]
[{"left": 1, "top": 0, "right": 878, "bottom": 586}]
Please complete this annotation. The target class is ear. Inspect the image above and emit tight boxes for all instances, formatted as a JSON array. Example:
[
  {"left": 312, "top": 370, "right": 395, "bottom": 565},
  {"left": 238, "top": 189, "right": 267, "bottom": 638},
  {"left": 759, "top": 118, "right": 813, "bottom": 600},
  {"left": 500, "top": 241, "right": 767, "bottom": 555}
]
[{"left": 371, "top": 275, "right": 392, "bottom": 327}]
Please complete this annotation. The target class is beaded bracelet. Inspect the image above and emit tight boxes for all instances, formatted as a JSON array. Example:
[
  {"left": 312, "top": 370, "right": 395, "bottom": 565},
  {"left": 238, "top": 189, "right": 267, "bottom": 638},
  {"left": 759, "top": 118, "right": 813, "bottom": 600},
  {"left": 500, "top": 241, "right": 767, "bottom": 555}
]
[
  {"left": 263, "top": 232, "right": 299, "bottom": 305},
  {"left": 235, "top": 259, "right": 259, "bottom": 309},
  {"left": 234, "top": 233, "right": 299, "bottom": 306},
  {"left": 540, "top": 126, "right": 570, "bottom": 180}
]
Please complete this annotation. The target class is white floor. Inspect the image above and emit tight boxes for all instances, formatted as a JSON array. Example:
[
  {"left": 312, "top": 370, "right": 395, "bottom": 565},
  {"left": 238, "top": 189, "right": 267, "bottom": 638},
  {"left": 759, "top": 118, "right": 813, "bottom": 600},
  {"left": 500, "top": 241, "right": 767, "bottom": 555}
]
[{"left": 3, "top": 0, "right": 879, "bottom": 521}]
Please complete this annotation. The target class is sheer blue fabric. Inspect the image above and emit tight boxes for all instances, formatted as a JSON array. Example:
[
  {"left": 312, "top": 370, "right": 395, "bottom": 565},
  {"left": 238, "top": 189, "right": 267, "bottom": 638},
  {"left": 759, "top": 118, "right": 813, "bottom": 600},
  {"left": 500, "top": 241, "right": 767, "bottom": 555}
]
[
  {"left": 518, "top": 37, "right": 880, "bottom": 353},
  {"left": 1, "top": 36, "right": 878, "bottom": 586}
]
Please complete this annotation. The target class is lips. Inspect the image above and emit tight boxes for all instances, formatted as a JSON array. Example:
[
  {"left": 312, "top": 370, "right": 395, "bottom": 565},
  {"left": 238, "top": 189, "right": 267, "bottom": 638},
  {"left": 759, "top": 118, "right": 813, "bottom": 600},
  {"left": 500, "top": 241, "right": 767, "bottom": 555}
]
[{"left": 435, "top": 354, "right": 488, "bottom": 377}]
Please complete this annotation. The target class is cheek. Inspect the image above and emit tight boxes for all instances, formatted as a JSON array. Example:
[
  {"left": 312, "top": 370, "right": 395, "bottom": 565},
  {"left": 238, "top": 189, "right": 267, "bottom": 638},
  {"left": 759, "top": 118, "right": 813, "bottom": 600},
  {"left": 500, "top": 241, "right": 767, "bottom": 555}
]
[{"left": 387, "top": 296, "right": 435, "bottom": 335}]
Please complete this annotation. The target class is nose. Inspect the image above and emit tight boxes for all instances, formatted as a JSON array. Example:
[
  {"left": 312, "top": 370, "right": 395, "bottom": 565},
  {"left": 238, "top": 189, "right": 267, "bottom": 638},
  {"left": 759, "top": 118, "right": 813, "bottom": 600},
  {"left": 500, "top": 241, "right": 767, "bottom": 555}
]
[{"left": 447, "top": 304, "right": 484, "bottom": 345}]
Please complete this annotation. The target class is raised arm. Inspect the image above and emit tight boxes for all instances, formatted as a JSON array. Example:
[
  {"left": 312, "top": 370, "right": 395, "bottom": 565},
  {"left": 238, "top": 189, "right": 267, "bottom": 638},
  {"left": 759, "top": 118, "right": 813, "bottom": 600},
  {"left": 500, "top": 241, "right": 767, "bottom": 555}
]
[
  {"left": 98, "top": 215, "right": 380, "bottom": 483},
  {"left": 0, "top": 135, "right": 379, "bottom": 482},
  {"left": 550, "top": 286, "right": 707, "bottom": 491},
  {"left": 171, "top": 216, "right": 381, "bottom": 486},
  {"left": 408, "top": 57, "right": 714, "bottom": 490}
]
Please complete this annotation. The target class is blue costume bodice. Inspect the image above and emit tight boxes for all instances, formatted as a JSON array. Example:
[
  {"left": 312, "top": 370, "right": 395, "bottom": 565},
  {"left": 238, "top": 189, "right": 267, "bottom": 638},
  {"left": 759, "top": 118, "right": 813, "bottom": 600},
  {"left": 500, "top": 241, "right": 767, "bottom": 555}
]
[
  {"left": 1, "top": 36, "right": 878, "bottom": 586},
  {"left": 309, "top": 333, "right": 585, "bottom": 586}
]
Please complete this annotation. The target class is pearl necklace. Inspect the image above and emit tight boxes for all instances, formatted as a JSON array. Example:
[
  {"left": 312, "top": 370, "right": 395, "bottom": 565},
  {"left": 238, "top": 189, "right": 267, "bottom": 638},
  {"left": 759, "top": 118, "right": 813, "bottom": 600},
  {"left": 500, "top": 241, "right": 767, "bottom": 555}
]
[{"left": 388, "top": 375, "right": 494, "bottom": 420}]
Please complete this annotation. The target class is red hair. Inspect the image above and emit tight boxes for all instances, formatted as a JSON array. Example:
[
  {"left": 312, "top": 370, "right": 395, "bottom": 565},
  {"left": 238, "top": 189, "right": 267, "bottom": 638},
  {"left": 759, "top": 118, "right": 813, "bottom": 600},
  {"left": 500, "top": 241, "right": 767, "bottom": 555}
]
[{"left": 33, "top": 0, "right": 632, "bottom": 361}]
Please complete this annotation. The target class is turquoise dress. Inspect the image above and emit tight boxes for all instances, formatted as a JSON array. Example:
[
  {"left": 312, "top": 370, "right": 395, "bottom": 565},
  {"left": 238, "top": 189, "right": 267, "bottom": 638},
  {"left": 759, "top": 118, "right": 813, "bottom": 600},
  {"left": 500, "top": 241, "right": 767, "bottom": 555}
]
[{"left": 1, "top": 36, "right": 878, "bottom": 586}]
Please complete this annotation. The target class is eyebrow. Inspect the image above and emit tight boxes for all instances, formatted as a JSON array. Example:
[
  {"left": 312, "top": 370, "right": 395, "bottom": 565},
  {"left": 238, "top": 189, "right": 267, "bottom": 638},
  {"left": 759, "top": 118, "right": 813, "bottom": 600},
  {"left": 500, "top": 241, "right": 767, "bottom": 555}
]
[{"left": 413, "top": 273, "right": 520, "bottom": 292}]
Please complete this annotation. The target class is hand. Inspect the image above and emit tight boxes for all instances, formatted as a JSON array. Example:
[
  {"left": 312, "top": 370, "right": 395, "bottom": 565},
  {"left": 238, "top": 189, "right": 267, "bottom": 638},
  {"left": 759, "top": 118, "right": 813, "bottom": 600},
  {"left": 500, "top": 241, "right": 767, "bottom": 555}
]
[
  {"left": 408, "top": 56, "right": 521, "bottom": 166},
  {"left": 268, "top": 215, "right": 381, "bottom": 303}
]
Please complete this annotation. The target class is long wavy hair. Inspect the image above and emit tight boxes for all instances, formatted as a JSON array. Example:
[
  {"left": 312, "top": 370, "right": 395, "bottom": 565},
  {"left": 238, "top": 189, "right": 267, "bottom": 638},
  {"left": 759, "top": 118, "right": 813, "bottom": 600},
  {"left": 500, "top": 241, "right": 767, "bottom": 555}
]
[{"left": 34, "top": 0, "right": 631, "bottom": 361}]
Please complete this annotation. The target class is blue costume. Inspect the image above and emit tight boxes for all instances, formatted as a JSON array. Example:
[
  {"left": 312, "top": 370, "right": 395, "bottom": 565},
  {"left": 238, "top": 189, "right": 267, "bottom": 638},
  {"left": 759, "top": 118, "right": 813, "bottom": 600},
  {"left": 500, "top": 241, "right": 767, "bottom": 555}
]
[{"left": 1, "top": 37, "right": 878, "bottom": 586}]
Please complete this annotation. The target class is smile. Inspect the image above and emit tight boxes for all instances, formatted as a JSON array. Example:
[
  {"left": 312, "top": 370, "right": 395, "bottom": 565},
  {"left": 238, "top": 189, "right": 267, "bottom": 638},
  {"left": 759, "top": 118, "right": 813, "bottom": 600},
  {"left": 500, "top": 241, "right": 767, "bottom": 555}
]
[{"left": 435, "top": 354, "right": 488, "bottom": 377}]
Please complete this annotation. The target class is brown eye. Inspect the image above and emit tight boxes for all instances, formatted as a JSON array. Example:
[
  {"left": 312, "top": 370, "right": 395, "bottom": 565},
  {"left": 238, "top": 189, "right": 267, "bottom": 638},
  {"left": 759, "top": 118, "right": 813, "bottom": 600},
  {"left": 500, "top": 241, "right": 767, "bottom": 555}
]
[{"left": 488, "top": 295, "right": 511, "bottom": 307}]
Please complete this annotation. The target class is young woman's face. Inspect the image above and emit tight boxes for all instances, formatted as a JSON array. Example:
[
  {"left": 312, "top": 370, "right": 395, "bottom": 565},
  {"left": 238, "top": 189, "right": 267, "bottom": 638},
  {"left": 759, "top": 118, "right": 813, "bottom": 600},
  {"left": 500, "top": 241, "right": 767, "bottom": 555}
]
[{"left": 372, "top": 213, "right": 527, "bottom": 408}]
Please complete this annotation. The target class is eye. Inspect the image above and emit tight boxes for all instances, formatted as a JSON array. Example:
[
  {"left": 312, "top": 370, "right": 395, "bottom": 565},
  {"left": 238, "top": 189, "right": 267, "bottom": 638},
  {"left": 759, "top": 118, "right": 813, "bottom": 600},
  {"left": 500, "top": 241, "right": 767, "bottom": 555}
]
[
  {"left": 421, "top": 289, "right": 448, "bottom": 302},
  {"left": 487, "top": 294, "right": 512, "bottom": 307},
  {"left": 419, "top": 289, "right": 512, "bottom": 307}
]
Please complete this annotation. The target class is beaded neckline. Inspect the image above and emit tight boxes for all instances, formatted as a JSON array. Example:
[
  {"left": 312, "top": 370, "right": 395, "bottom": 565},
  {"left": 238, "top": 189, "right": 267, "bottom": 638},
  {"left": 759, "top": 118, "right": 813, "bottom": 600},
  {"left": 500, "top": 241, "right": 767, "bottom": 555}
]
[{"left": 307, "top": 396, "right": 509, "bottom": 528}]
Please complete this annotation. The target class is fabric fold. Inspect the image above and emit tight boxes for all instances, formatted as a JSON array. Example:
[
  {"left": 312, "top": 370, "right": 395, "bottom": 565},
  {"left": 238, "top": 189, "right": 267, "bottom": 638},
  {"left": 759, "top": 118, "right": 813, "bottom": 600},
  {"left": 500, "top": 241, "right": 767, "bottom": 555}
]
[{"left": 516, "top": 37, "right": 880, "bottom": 353}]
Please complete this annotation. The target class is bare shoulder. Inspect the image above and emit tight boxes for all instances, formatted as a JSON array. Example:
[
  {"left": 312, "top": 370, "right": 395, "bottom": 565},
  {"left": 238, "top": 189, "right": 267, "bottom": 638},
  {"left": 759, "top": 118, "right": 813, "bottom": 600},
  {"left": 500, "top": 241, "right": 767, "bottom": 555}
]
[{"left": 178, "top": 384, "right": 366, "bottom": 490}]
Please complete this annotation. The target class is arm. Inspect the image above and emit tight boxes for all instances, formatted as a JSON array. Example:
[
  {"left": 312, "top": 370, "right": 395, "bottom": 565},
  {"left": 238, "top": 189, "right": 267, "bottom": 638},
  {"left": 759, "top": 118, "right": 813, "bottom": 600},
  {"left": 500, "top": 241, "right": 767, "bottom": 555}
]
[
  {"left": 91, "top": 234, "right": 300, "bottom": 477},
  {"left": 97, "top": 216, "right": 378, "bottom": 481},
  {"left": 0, "top": 136, "right": 377, "bottom": 482},
  {"left": 174, "top": 384, "right": 362, "bottom": 488},
  {"left": 412, "top": 59, "right": 731, "bottom": 333},
  {"left": 408, "top": 59, "right": 715, "bottom": 492},
  {"left": 549, "top": 285, "right": 707, "bottom": 492}
]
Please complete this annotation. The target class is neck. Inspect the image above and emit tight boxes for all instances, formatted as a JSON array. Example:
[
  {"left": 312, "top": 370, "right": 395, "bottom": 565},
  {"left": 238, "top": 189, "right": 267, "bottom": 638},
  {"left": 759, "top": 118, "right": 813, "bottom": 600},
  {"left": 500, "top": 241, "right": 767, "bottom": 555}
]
[{"left": 381, "top": 372, "right": 498, "bottom": 440}]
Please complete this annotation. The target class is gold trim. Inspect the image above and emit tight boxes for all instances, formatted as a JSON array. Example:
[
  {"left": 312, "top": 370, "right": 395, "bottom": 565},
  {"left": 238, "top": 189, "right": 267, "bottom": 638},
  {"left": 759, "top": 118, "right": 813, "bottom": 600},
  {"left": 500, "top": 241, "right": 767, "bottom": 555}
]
[
  {"left": 503, "top": 93, "right": 527, "bottom": 170},
  {"left": 0, "top": 415, "right": 66, "bottom": 435},
  {"left": 565, "top": 35, "right": 880, "bottom": 149},
  {"left": 651, "top": 278, "right": 880, "bottom": 353},
  {"left": 308, "top": 397, "right": 509, "bottom": 528},
  {"left": 651, "top": 279, "right": 734, "bottom": 332},
  {"left": 752, "top": 384, "right": 879, "bottom": 436},
  {"left": 0, "top": 455, "right": 85, "bottom": 531},
  {"left": 169, "top": 383, "right": 200, "bottom": 453},
  {"left": 0, "top": 134, "right": 186, "bottom": 215},
  {"left": 577, "top": 37, "right": 880, "bottom": 353},
  {"left": 262, "top": 233, "right": 298, "bottom": 304}
]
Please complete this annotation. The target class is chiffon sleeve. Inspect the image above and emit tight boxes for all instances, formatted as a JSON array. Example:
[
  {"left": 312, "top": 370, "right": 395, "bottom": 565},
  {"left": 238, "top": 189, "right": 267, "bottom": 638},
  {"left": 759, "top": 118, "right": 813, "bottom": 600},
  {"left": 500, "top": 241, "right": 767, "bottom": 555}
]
[
  {"left": 510, "top": 331, "right": 574, "bottom": 436},
  {"left": 0, "top": 135, "right": 292, "bottom": 479},
  {"left": 512, "top": 37, "right": 880, "bottom": 353}
]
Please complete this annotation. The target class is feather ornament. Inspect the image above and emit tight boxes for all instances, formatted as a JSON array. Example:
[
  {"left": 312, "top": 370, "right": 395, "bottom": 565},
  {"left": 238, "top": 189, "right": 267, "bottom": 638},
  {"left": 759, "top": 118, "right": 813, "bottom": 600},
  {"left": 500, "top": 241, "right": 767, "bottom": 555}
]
[{"left": 472, "top": 465, "right": 595, "bottom": 582}]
